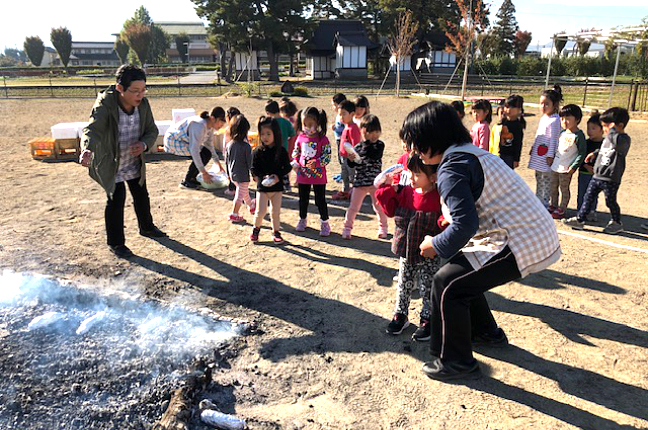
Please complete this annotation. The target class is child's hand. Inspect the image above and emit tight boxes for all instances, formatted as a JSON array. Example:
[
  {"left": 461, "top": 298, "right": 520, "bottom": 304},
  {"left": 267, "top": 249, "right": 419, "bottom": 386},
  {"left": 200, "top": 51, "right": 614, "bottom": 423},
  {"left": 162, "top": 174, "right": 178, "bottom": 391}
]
[
  {"left": 347, "top": 153, "right": 356, "bottom": 161},
  {"left": 568, "top": 168, "right": 576, "bottom": 176},
  {"left": 383, "top": 173, "right": 393, "bottom": 185},
  {"left": 514, "top": 161, "right": 519, "bottom": 169},
  {"left": 585, "top": 152, "right": 595, "bottom": 163},
  {"left": 440, "top": 218, "right": 450, "bottom": 228},
  {"left": 546, "top": 157, "right": 554, "bottom": 166},
  {"left": 419, "top": 235, "right": 437, "bottom": 258},
  {"left": 584, "top": 164, "right": 594, "bottom": 174},
  {"left": 306, "top": 159, "right": 316, "bottom": 169}
]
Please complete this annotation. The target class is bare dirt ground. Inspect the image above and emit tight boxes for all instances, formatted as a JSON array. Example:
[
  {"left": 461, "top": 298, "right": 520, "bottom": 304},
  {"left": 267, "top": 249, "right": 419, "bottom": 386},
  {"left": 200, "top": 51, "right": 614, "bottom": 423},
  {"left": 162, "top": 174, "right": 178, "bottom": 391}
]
[{"left": 1, "top": 94, "right": 647, "bottom": 430}]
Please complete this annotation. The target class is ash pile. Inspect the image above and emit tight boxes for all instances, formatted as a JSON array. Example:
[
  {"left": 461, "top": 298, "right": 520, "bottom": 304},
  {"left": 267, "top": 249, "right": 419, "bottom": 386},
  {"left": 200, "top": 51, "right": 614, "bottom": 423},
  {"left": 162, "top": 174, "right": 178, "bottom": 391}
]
[{"left": 0, "top": 271, "right": 246, "bottom": 430}]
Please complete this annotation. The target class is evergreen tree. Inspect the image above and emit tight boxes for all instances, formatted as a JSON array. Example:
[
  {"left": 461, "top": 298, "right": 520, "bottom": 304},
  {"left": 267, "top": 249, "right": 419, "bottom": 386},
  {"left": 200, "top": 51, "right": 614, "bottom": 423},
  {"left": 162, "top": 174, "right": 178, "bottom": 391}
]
[
  {"left": 23, "top": 36, "right": 45, "bottom": 66},
  {"left": 175, "top": 33, "right": 191, "bottom": 63},
  {"left": 122, "top": 6, "right": 169, "bottom": 64},
  {"left": 50, "top": 27, "right": 73, "bottom": 68},
  {"left": 491, "top": 0, "right": 518, "bottom": 57},
  {"left": 114, "top": 36, "right": 130, "bottom": 64},
  {"left": 122, "top": 23, "right": 152, "bottom": 65}
]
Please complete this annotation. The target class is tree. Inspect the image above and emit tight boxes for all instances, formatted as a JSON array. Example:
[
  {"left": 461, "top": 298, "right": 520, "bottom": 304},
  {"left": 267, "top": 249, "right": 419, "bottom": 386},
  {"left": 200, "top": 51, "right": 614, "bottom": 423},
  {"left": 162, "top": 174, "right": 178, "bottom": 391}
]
[
  {"left": 513, "top": 30, "right": 532, "bottom": 58},
  {"left": 309, "top": 0, "right": 343, "bottom": 19},
  {"left": 50, "top": 27, "right": 73, "bottom": 68},
  {"left": 122, "top": 6, "right": 169, "bottom": 64},
  {"left": 388, "top": 10, "right": 418, "bottom": 96},
  {"left": 477, "top": 30, "right": 499, "bottom": 57},
  {"left": 4, "top": 48, "right": 27, "bottom": 63},
  {"left": 23, "top": 36, "right": 45, "bottom": 66},
  {"left": 444, "top": 0, "right": 489, "bottom": 58},
  {"left": 490, "top": 0, "right": 518, "bottom": 56},
  {"left": 576, "top": 38, "right": 591, "bottom": 56},
  {"left": 114, "top": 36, "right": 130, "bottom": 64},
  {"left": 553, "top": 35, "right": 567, "bottom": 56},
  {"left": 175, "top": 33, "right": 191, "bottom": 63},
  {"left": 123, "top": 23, "right": 152, "bottom": 65}
]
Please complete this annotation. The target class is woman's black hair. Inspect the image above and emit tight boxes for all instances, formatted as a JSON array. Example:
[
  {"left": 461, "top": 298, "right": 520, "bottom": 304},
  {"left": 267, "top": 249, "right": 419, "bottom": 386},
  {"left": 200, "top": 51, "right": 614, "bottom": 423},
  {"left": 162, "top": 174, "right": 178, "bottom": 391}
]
[
  {"left": 450, "top": 100, "right": 465, "bottom": 116},
  {"left": 115, "top": 64, "right": 146, "bottom": 90},
  {"left": 257, "top": 116, "right": 284, "bottom": 162},
  {"left": 279, "top": 98, "right": 297, "bottom": 117},
  {"left": 226, "top": 106, "right": 241, "bottom": 121},
  {"left": 400, "top": 101, "right": 472, "bottom": 156},
  {"left": 503, "top": 94, "right": 526, "bottom": 129},
  {"left": 559, "top": 104, "right": 583, "bottom": 123},
  {"left": 229, "top": 114, "right": 250, "bottom": 142},
  {"left": 332, "top": 93, "right": 347, "bottom": 105},
  {"left": 407, "top": 153, "right": 438, "bottom": 178},
  {"left": 472, "top": 99, "right": 493, "bottom": 124},
  {"left": 360, "top": 114, "right": 381, "bottom": 133},
  {"left": 354, "top": 95, "right": 370, "bottom": 114},
  {"left": 541, "top": 84, "right": 563, "bottom": 113},
  {"left": 295, "top": 106, "right": 328, "bottom": 138}
]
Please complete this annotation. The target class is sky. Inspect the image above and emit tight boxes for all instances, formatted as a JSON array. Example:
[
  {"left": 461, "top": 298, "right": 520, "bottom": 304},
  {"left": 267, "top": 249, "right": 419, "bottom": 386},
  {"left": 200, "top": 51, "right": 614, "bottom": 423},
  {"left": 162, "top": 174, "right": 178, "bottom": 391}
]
[{"left": 2, "top": 0, "right": 647, "bottom": 52}]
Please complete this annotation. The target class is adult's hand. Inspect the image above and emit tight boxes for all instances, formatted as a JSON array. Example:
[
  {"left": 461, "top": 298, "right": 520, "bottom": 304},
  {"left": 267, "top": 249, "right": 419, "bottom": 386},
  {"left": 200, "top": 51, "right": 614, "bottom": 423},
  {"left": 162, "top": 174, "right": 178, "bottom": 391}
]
[
  {"left": 201, "top": 171, "right": 213, "bottom": 184},
  {"left": 419, "top": 235, "right": 437, "bottom": 258},
  {"left": 130, "top": 141, "right": 146, "bottom": 157},
  {"left": 79, "top": 149, "right": 92, "bottom": 167}
]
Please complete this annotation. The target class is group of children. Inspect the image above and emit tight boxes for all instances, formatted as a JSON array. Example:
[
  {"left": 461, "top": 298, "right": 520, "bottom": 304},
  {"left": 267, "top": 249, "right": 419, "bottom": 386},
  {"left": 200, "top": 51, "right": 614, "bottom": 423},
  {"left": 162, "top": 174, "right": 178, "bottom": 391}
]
[{"left": 164, "top": 89, "right": 632, "bottom": 342}]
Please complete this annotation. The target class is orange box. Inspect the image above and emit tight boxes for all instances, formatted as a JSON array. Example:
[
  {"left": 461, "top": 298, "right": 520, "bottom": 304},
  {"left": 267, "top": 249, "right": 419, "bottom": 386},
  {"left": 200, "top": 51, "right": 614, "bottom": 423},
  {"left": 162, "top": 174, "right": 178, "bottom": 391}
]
[{"left": 29, "top": 137, "right": 56, "bottom": 161}]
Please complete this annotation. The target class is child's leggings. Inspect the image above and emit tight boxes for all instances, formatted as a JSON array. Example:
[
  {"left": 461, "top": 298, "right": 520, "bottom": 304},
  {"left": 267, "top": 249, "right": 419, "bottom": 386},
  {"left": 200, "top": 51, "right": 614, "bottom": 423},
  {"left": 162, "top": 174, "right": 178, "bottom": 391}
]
[
  {"left": 343, "top": 186, "right": 388, "bottom": 233},
  {"left": 298, "top": 183, "right": 328, "bottom": 221},
  {"left": 577, "top": 178, "right": 621, "bottom": 223},
  {"left": 549, "top": 171, "right": 573, "bottom": 210},
  {"left": 394, "top": 256, "right": 441, "bottom": 321},
  {"left": 233, "top": 181, "right": 252, "bottom": 207},
  {"left": 577, "top": 173, "right": 598, "bottom": 212},
  {"left": 254, "top": 191, "right": 282, "bottom": 231},
  {"left": 336, "top": 139, "right": 355, "bottom": 192},
  {"left": 535, "top": 171, "right": 551, "bottom": 207}
]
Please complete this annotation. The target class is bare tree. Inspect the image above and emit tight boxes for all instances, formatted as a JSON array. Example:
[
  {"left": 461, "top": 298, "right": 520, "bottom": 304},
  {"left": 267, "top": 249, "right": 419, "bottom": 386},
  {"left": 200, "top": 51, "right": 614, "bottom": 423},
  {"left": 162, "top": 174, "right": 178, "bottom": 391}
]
[{"left": 388, "top": 11, "right": 418, "bottom": 97}]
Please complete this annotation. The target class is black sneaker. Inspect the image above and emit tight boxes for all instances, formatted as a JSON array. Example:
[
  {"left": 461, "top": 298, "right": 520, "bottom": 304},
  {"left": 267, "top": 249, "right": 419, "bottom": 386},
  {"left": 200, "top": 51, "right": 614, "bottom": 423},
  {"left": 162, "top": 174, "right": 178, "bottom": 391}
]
[
  {"left": 472, "top": 327, "right": 508, "bottom": 347},
  {"left": 386, "top": 313, "right": 409, "bottom": 335},
  {"left": 179, "top": 180, "right": 200, "bottom": 190},
  {"left": 139, "top": 226, "right": 167, "bottom": 238},
  {"left": 422, "top": 358, "right": 482, "bottom": 381},
  {"left": 109, "top": 244, "right": 133, "bottom": 259},
  {"left": 412, "top": 319, "right": 431, "bottom": 342}
]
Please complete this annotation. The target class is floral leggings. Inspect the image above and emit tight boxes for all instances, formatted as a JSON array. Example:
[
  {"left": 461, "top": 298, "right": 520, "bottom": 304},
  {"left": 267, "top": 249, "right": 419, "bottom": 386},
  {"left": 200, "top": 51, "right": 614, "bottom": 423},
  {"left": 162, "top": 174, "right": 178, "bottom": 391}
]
[{"left": 394, "top": 256, "right": 442, "bottom": 321}]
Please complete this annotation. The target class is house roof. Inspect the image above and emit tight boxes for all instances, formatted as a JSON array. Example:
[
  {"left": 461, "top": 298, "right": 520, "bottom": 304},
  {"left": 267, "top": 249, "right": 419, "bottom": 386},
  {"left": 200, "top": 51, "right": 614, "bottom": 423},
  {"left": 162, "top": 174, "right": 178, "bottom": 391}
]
[
  {"left": 305, "top": 20, "right": 376, "bottom": 55},
  {"left": 155, "top": 22, "right": 207, "bottom": 36}
]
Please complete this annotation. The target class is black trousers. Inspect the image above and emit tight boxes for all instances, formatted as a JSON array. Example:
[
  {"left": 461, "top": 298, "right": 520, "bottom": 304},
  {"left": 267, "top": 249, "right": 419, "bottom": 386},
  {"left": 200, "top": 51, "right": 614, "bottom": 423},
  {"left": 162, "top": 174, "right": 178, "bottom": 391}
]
[
  {"left": 105, "top": 178, "right": 155, "bottom": 246},
  {"left": 430, "top": 246, "right": 521, "bottom": 363},
  {"left": 298, "top": 183, "right": 329, "bottom": 221},
  {"left": 184, "top": 147, "right": 212, "bottom": 183}
]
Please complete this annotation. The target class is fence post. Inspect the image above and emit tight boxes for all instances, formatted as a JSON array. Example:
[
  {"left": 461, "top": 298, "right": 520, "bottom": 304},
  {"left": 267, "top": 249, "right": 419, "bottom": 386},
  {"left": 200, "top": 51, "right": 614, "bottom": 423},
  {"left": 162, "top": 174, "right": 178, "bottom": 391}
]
[
  {"left": 3, "top": 76, "right": 7, "bottom": 99},
  {"left": 178, "top": 74, "right": 181, "bottom": 96},
  {"left": 49, "top": 73, "right": 54, "bottom": 97},
  {"left": 582, "top": 78, "right": 588, "bottom": 108},
  {"left": 93, "top": 78, "right": 97, "bottom": 97},
  {"left": 630, "top": 81, "right": 639, "bottom": 111}
]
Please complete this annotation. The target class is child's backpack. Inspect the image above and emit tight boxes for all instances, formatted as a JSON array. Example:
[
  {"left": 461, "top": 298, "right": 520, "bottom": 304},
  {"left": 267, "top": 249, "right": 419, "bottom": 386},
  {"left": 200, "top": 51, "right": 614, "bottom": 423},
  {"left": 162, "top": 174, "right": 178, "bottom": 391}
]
[{"left": 489, "top": 124, "right": 513, "bottom": 156}]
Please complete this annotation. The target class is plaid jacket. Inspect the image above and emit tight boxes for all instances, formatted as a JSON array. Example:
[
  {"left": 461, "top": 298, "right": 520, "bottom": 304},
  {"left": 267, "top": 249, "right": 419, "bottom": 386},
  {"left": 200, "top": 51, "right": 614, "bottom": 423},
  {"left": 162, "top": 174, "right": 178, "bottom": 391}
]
[{"left": 442, "top": 144, "right": 561, "bottom": 277}]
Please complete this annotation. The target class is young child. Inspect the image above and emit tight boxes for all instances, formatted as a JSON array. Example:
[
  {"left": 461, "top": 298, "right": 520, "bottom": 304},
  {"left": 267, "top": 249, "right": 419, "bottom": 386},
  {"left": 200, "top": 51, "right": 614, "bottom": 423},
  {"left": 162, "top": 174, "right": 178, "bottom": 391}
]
[
  {"left": 470, "top": 99, "right": 492, "bottom": 151},
  {"left": 450, "top": 100, "right": 465, "bottom": 120},
  {"left": 376, "top": 154, "right": 443, "bottom": 342},
  {"left": 564, "top": 107, "right": 631, "bottom": 234},
  {"left": 342, "top": 114, "right": 389, "bottom": 239},
  {"left": 265, "top": 100, "right": 296, "bottom": 191},
  {"left": 498, "top": 95, "right": 525, "bottom": 169},
  {"left": 223, "top": 106, "right": 242, "bottom": 196},
  {"left": 528, "top": 85, "right": 563, "bottom": 208},
  {"left": 333, "top": 99, "right": 361, "bottom": 200},
  {"left": 292, "top": 106, "right": 332, "bottom": 236},
  {"left": 250, "top": 117, "right": 292, "bottom": 243},
  {"left": 331, "top": 93, "right": 348, "bottom": 189},
  {"left": 353, "top": 95, "right": 370, "bottom": 127},
  {"left": 577, "top": 112, "right": 604, "bottom": 219},
  {"left": 279, "top": 97, "right": 298, "bottom": 128},
  {"left": 549, "top": 104, "right": 587, "bottom": 219},
  {"left": 225, "top": 114, "right": 255, "bottom": 223}
]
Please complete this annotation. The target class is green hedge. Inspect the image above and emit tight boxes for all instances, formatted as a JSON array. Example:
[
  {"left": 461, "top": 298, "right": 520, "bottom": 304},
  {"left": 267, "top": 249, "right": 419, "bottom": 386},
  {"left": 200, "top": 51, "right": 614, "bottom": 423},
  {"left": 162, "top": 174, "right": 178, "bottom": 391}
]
[{"left": 474, "top": 54, "right": 648, "bottom": 78}]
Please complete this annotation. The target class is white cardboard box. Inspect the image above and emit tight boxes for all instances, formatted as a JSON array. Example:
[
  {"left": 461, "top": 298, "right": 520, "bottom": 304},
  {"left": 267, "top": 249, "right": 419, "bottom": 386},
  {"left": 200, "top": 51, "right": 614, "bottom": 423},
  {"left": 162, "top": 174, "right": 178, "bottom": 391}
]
[
  {"left": 172, "top": 108, "right": 195, "bottom": 125},
  {"left": 155, "top": 120, "right": 173, "bottom": 136},
  {"left": 51, "top": 123, "right": 80, "bottom": 140},
  {"left": 71, "top": 122, "right": 89, "bottom": 139}
]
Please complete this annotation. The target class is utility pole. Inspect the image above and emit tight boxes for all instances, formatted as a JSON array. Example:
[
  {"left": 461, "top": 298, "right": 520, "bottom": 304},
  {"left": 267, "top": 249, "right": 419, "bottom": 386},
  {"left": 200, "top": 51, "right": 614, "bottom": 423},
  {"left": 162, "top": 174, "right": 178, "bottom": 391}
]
[{"left": 460, "top": 0, "right": 474, "bottom": 100}]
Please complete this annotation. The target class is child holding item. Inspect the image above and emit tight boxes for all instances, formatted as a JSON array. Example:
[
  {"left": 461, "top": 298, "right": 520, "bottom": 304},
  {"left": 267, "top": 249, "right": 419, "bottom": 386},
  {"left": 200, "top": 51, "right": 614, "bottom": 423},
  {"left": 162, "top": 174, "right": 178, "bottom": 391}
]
[
  {"left": 225, "top": 114, "right": 255, "bottom": 223},
  {"left": 498, "top": 95, "right": 525, "bottom": 169},
  {"left": 333, "top": 100, "right": 361, "bottom": 200},
  {"left": 528, "top": 85, "right": 563, "bottom": 208},
  {"left": 577, "top": 112, "right": 604, "bottom": 219},
  {"left": 470, "top": 99, "right": 492, "bottom": 151},
  {"left": 292, "top": 107, "right": 332, "bottom": 236},
  {"left": 549, "top": 104, "right": 587, "bottom": 219},
  {"left": 223, "top": 106, "right": 242, "bottom": 196},
  {"left": 376, "top": 154, "right": 443, "bottom": 342},
  {"left": 265, "top": 100, "right": 296, "bottom": 191},
  {"left": 342, "top": 114, "right": 389, "bottom": 239},
  {"left": 250, "top": 117, "right": 292, "bottom": 243},
  {"left": 564, "top": 107, "right": 631, "bottom": 234}
]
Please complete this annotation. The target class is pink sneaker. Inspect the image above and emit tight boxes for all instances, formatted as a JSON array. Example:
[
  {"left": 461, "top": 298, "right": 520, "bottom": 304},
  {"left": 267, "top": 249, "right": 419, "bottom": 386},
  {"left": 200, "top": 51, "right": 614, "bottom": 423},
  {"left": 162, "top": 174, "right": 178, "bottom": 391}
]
[
  {"left": 249, "top": 198, "right": 257, "bottom": 215},
  {"left": 295, "top": 218, "right": 307, "bottom": 232},
  {"left": 342, "top": 227, "right": 352, "bottom": 240},
  {"left": 377, "top": 227, "right": 389, "bottom": 239},
  {"left": 228, "top": 213, "right": 244, "bottom": 223},
  {"left": 320, "top": 220, "right": 331, "bottom": 237}
]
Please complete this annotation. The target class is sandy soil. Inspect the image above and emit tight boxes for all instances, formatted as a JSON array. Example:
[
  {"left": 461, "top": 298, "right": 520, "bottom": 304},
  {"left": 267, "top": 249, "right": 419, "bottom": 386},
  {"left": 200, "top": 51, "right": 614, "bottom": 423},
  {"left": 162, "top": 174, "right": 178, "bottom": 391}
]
[{"left": 1, "top": 95, "right": 647, "bottom": 430}]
